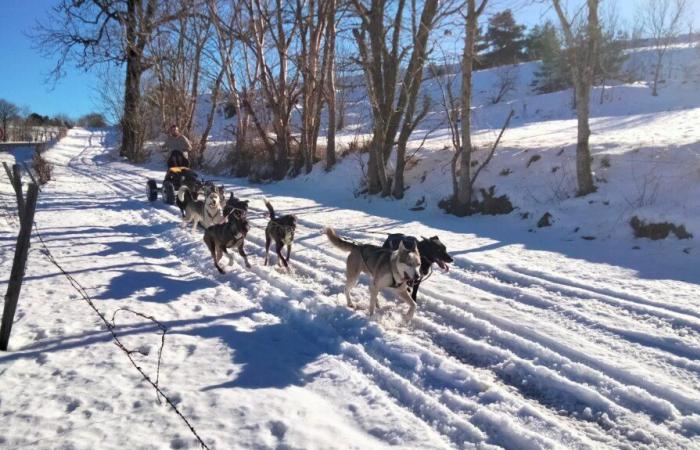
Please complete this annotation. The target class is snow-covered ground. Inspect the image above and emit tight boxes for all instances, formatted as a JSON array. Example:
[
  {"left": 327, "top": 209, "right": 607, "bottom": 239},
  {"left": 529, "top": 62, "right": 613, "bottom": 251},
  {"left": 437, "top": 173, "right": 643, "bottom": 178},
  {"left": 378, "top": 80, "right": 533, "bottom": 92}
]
[
  {"left": 1, "top": 43, "right": 699, "bottom": 449},
  {"left": 1, "top": 126, "right": 699, "bottom": 449}
]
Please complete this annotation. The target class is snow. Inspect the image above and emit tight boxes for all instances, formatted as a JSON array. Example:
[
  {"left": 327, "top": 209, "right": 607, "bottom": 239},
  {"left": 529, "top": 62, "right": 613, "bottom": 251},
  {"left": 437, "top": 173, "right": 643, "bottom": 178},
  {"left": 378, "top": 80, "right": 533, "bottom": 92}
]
[{"left": 1, "top": 43, "right": 699, "bottom": 449}]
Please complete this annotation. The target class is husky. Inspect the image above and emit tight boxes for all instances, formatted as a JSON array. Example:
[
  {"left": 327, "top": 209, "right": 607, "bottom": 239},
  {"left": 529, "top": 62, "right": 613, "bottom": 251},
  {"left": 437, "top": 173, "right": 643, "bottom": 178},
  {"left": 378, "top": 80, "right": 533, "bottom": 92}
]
[
  {"left": 176, "top": 184, "right": 224, "bottom": 218},
  {"left": 178, "top": 186, "right": 223, "bottom": 232},
  {"left": 324, "top": 227, "right": 422, "bottom": 320},
  {"left": 383, "top": 234, "right": 453, "bottom": 303},
  {"left": 263, "top": 199, "right": 297, "bottom": 271},
  {"left": 223, "top": 192, "right": 249, "bottom": 218},
  {"left": 203, "top": 210, "right": 251, "bottom": 274}
]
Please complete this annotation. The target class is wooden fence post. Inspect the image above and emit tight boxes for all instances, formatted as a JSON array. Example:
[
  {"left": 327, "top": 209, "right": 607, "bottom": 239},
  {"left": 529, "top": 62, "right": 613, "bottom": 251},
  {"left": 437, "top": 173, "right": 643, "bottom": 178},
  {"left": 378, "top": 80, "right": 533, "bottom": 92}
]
[
  {"left": 3, "top": 162, "right": 25, "bottom": 218},
  {"left": 0, "top": 183, "right": 39, "bottom": 351},
  {"left": 22, "top": 162, "right": 41, "bottom": 191}
]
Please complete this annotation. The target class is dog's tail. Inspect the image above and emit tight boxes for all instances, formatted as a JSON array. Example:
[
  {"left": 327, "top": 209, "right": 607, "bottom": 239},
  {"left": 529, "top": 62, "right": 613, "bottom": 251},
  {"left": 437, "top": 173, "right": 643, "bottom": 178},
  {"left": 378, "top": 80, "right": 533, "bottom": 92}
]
[
  {"left": 177, "top": 186, "right": 191, "bottom": 203},
  {"left": 263, "top": 198, "right": 276, "bottom": 219},
  {"left": 324, "top": 227, "right": 357, "bottom": 252}
]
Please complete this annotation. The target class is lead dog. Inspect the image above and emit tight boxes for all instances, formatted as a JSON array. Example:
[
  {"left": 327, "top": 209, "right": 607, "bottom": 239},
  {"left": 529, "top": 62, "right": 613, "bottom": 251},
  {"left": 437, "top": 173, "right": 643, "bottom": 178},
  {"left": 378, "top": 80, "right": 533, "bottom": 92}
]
[
  {"left": 263, "top": 199, "right": 297, "bottom": 271},
  {"left": 203, "top": 209, "right": 251, "bottom": 274},
  {"left": 324, "top": 227, "right": 422, "bottom": 320},
  {"left": 223, "top": 192, "right": 249, "bottom": 218},
  {"left": 383, "top": 234, "right": 453, "bottom": 302},
  {"left": 178, "top": 186, "right": 223, "bottom": 231}
]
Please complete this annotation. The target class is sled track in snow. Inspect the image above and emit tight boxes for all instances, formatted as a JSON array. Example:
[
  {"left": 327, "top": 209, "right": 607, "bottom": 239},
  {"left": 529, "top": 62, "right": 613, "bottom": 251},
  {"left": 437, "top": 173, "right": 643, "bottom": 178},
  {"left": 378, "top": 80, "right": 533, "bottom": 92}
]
[{"left": 50, "top": 136, "right": 700, "bottom": 449}]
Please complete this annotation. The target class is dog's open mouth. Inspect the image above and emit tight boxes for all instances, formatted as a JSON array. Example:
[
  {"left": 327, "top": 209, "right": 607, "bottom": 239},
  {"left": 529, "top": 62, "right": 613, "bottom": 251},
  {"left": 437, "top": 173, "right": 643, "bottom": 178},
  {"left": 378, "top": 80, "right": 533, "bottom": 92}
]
[
  {"left": 436, "top": 259, "right": 450, "bottom": 272},
  {"left": 403, "top": 271, "right": 418, "bottom": 286}
]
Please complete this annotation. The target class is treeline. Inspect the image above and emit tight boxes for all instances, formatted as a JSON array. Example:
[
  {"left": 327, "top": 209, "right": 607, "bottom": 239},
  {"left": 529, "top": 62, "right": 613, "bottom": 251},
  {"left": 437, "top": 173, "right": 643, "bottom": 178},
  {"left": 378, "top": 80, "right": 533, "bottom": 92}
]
[
  {"left": 0, "top": 99, "right": 109, "bottom": 142},
  {"left": 35, "top": 0, "right": 691, "bottom": 215},
  {"left": 0, "top": 99, "right": 70, "bottom": 142}
]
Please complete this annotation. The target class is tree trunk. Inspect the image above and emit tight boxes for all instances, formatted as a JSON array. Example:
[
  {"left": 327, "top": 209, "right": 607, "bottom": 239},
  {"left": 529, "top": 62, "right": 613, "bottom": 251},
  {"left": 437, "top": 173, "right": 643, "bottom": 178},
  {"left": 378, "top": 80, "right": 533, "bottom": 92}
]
[
  {"left": 575, "top": 83, "right": 595, "bottom": 195},
  {"left": 652, "top": 51, "right": 662, "bottom": 96},
  {"left": 454, "top": 0, "right": 481, "bottom": 215},
  {"left": 197, "top": 67, "right": 225, "bottom": 160},
  {"left": 324, "top": 0, "right": 337, "bottom": 170},
  {"left": 121, "top": 47, "right": 143, "bottom": 161},
  {"left": 391, "top": 0, "right": 438, "bottom": 198},
  {"left": 553, "top": 0, "right": 597, "bottom": 197},
  {"left": 393, "top": 141, "right": 406, "bottom": 198},
  {"left": 120, "top": 0, "right": 146, "bottom": 162}
]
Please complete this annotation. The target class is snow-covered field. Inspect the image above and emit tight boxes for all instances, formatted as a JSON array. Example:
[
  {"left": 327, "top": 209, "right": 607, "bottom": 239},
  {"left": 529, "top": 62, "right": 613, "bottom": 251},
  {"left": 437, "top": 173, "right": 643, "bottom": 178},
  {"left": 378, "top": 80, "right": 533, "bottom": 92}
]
[
  {"left": 1, "top": 43, "right": 700, "bottom": 449},
  {"left": 0, "top": 123, "right": 699, "bottom": 449}
]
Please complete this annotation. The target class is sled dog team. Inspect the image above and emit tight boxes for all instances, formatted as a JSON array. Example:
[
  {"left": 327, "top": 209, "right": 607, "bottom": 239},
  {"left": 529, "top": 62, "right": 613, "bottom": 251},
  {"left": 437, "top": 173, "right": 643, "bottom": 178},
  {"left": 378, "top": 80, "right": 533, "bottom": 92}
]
[{"left": 175, "top": 185, "right": 453, "bottom": 321}]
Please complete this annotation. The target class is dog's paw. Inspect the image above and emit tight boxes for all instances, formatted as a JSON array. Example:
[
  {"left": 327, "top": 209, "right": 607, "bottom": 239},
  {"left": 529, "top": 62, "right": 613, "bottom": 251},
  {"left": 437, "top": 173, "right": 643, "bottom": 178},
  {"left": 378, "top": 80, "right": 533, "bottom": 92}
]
[{"left": 401, "top": 313, "right": 415, "bottom": 324}]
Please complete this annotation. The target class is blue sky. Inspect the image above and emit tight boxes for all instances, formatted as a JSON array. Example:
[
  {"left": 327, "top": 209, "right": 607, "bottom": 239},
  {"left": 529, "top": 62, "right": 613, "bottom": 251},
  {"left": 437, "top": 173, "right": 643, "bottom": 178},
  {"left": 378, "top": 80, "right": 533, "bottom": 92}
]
[
  {"left": 0, "top": 1, "right": 106, "bottom": 119},
  {"left": 0, "top": 1, "right": 697, "bottom": 120}
]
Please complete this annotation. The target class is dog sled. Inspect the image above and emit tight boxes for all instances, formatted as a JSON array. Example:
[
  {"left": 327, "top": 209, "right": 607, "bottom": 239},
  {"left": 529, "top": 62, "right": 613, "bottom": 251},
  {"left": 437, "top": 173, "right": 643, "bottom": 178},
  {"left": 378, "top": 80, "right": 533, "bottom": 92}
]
[{"left": 147, "top": 166, "right": 217, "bottom": 205}]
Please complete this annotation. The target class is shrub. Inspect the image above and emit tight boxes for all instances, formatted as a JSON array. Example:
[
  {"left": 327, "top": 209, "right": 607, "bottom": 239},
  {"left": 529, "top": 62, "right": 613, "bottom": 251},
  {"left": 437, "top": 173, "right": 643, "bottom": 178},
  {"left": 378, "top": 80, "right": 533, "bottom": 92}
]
[
  {"left": 629, "top": 216, "right": 693, "bottom": 240},
  {"left": 32, "top": 148, "right": 53, "bottom": 184}
]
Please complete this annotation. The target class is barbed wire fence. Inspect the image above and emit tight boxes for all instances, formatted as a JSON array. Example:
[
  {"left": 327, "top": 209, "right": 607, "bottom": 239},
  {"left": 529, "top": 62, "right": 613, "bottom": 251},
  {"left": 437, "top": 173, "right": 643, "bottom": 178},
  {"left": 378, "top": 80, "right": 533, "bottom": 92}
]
[{"left": 31, "top": 222, "right": 211, "bottom": 450}]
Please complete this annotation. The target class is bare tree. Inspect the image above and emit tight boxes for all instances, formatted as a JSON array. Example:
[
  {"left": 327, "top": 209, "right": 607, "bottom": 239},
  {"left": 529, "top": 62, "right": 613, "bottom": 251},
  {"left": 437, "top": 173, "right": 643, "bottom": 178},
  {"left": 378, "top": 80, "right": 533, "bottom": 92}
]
[
  {"left": 552, "top": 0, "right": 599, "bottom": 197},
  {"left": 36, "top": 0, "right": 190, "bottom": 161},
  {"left": 640, "top": 0, "right": 687, "bottom": 96},
  {"left": 453, "top": 0, "right": 488, "bottom": 215},
  {"left": 491, "top": 65, "right": 518, "bottom": 104},
  {"left": 147, "top": 6, "right": 213, "bottom": 138},
  {"left": 429, "top": 56, "right": 461, "bottom": 198},
  {"left": 94, "top": 67, "right": 125, "bottom": 126},
  {"left": 296, "top": 0, "right": 336, "bottom": 173},
  {"left": 235, "top": 0, "right": 301, "bottom": 178},
  {"left": 208, "top": 0, "right": 254, "bottom": 169},
  {"left": 0, "top": 100, "right": 19, "bottom": 142},
  {"left": 351, "top": 0, "right": 454, "bottom": 198},
  {"left": 323, "top": 0, "right": 338, "bottom": 170}
]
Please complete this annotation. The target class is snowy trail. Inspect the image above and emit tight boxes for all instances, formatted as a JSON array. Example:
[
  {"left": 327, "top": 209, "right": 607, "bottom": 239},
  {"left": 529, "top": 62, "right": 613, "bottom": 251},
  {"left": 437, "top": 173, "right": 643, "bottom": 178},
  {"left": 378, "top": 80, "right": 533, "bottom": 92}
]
[{"left": 1, "top": 129, "right": 699, "bottom": 449}]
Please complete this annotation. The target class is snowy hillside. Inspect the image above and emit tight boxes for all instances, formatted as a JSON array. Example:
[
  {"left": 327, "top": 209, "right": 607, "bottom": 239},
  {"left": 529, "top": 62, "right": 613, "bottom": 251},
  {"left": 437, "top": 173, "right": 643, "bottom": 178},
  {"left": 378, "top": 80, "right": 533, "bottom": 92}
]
[
  {"left": 188, "top": 43, "right": 700, "bottom": 244},
  {"left": 1, "top": 125, "right": 699, "bottom": 448}
]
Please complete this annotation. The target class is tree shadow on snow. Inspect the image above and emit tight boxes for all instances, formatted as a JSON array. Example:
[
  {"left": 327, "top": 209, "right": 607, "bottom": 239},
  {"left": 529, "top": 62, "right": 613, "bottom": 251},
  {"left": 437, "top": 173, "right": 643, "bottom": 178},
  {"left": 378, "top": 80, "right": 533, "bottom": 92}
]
[
  {"left": 93, "top": 270, "right": 217, "bottom": 303},
  {"left": 0, "top": 309, "right": 338, "bottom": 391},
  {"left": 176, "top": 320, "right": 333, "bottom": 390}
]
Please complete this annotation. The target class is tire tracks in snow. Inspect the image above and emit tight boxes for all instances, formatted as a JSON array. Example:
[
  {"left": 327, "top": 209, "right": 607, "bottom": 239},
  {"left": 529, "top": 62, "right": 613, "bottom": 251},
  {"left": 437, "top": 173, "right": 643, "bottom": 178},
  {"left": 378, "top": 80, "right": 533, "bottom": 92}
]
[{"left": 67, "top": 131, "right": 700, "bottom": 449}]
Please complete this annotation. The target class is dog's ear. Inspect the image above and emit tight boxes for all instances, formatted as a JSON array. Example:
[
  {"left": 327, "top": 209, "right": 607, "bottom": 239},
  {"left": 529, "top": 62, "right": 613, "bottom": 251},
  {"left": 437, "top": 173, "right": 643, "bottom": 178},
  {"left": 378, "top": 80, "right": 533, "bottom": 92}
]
[
  {"left": 228, "top": 192, "right": 233, "bottom": 201},
  {"left": 431, "top": 236, "right": 439, "bottom": 241}
]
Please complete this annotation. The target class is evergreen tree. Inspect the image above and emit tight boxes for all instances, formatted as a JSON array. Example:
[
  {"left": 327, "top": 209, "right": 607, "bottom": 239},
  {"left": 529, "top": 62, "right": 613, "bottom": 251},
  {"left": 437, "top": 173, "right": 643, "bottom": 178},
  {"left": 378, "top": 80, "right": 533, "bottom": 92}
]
[
  {"left": 480, "top": 10, "right": 526, "bottom": 68},
  {"left": 530, "top": 22, "right": 571, "bottom": 93},
  {"left": 474, "top": 26, "right": 490, "bottom": 69},
  {"left": 530, "top": 20, "right": 628, "bottom": 96},
  {"left": 596, "top": 29, "right": 628, "bottom": 84},
  {"left": 525, "top": 21, "right": 556, "bottom": 60}
]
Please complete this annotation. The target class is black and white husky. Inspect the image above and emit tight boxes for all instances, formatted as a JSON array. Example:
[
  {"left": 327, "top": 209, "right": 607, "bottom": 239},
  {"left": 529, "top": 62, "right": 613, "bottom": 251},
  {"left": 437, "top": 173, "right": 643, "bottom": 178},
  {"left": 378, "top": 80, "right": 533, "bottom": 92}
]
[
  {"left": 203, "top": 210, "right": 251, "bottom": 273},
  {"left": 324, "top": 227, "right": 422, "bottom": 320},
  {"left": 383, "top": 234, "right": 453, "bottom": 303},
  {"left": 177, "top": 186, "right": 223, "bottom": 232}
]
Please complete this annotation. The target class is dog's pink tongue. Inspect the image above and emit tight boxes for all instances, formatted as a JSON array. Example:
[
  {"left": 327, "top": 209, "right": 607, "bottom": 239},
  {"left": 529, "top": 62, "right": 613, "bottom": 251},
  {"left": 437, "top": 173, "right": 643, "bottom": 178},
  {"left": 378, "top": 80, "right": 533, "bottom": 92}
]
[{"left": 438, "top": 260, "right": 449, "bottom": 272}]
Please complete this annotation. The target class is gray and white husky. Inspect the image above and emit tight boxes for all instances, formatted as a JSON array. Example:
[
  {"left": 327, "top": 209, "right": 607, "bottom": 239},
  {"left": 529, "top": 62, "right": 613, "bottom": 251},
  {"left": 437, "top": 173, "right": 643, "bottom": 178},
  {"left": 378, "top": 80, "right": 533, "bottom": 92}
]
[
  {"left": 177, "top": 186, "right": 223, "bottom": 232},
  {"left": 324, "top": 227, "right": 422, "bottom": 320}
]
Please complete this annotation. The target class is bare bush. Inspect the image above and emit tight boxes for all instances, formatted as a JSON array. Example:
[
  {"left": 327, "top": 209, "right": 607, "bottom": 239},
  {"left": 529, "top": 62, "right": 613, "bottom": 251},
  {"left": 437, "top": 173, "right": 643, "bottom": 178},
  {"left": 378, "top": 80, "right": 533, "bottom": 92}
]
[
  {"left": 639, "top": 0, "right": 688, "bottom": 96},
  {"left": 491, "top": 66, "right": 518, "bottom": 104},
  {"left": 32, "top": 149, "right": 53, "bottom": 184}
]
